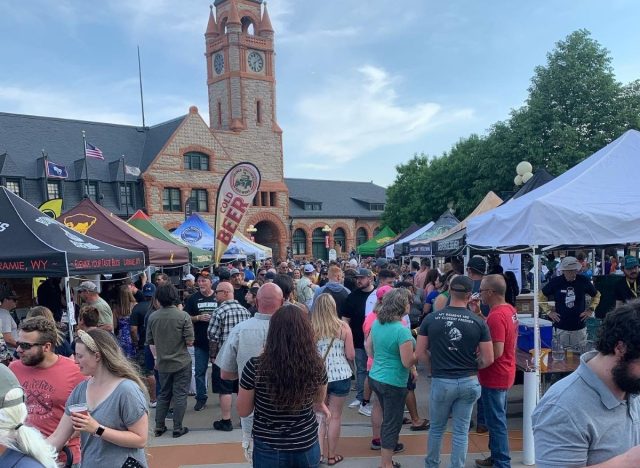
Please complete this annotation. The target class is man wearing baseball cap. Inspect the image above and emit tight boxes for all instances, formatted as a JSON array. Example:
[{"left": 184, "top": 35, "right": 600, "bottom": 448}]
[
  {"left": 76, "top": 281, "right": 113, "bottom": 332},
  {"left": 540, "top": 256, "right": 601, "bottom": 351},
  {"left": 615, "top": 255, "right": 639, "bottom": 307},
  {"left": 230, "top": 269, "right": 250, "bottom": 309},
  {"left": 296, "top": 264, "right": 316, "bottom": 310},
  {"left": 418, "top": 275, "right": 493, "bottom": 468}
]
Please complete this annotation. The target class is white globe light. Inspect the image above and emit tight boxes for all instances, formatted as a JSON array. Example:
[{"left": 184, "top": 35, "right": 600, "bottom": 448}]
[
  {"left": 522, "top": 172, "right": 533, "bottom": 183},
  {"left": 514, "top": 174, "right": 523, "bottom": 186},
  {"left": 516, "top": 161, "right": 533, "bottom": 176}
]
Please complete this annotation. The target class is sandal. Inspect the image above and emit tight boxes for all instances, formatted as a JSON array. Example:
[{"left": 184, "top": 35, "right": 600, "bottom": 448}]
[
  {"left": 328, "top": 454, "right": 344, "bottom": 466},
  {"left": 154, "top": 426, "right": 167, "bottom": 437},
  {"left": 410, "top": 419, "right": 430, "bottom": 431},
  {"left": 402, "top": 416, "right": 411, "bottom": 424},
  {"left": 391, "top": 461, "right": 401, "bottom": 468}
]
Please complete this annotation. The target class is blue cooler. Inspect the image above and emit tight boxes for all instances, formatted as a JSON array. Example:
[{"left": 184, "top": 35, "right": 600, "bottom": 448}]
[{"left": 518, "top": 317, "right": 553, "bottom": 351}]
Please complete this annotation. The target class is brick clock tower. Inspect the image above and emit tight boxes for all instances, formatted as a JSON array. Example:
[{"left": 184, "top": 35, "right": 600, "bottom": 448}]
[{"left": 205, "top": 0, "right": 289, "bottom": 260}]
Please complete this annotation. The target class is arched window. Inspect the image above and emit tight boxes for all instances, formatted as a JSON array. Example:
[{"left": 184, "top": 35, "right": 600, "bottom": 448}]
[
  {"left": 292, "top": 229, "right": 306, "bottom": 255},
  {"left": 184, "top": 152, "right": 209, "bottom": 171},
  {"left": 312, "top": 228, "right": 328, "bottom": 260},
  {"left": 334, "top": 228, "right": 346, "bottom": 251},
  {"left": 356, "top": 228, "right": 368, "bottom": 246},
  {"left": 241, "top": 17, "right": 255, "bottom": 35},
  {"left": 373, "top": 226, "right": 382, "bottom": 237}
]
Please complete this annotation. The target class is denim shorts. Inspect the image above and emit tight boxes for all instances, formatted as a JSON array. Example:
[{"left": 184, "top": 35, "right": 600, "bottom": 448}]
[{"left": 327, "top": 377, "right": 351, "bottom": 397}]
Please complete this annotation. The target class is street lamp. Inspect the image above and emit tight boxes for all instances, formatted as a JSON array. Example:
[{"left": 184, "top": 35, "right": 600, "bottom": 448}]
[
  {"left": 322, "top": 225, "right": 331, "bottom": 254},
  {"left": 246, "top": 224, "right": 257, "bottom": 242}
]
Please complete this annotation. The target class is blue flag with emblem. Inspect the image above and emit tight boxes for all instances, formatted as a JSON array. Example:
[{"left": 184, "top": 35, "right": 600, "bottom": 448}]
[{"left": 45, "top": 160, "right": 69, "bottom": 179}]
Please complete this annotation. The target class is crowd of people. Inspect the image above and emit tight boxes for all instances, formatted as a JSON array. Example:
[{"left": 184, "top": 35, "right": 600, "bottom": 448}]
[{"left": 0, "top": 250, "right": 638, "bottom": 467}]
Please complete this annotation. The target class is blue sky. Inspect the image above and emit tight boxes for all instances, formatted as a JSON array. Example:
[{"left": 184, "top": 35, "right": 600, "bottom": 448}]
[{"left": 1, "top": 0, "right": 638, "bottom": 187}]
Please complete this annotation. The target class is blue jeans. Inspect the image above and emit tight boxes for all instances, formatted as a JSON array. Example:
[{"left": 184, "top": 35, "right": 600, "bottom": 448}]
[
  {"left": 426, "top": 376, "right": 481, "bottom": 468},
  {"left": 253, "top": 438, "right": 320, "bottom": 468},
  {"left": 354, "top": 348, "right": 368, "bottom": 402},
  {"left": 194, "top": 346, "right": 209, "bottom": 402},
  {"left": 481, "top": 387, "right": 511, "bottom": 468}
]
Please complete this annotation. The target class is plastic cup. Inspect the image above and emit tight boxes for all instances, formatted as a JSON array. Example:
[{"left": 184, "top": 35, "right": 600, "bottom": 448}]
[{"left": 68, "top": 403, "right": 88, "bottom": 416}]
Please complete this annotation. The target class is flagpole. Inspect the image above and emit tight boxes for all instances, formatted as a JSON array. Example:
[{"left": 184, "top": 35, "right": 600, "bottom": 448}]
[
  {"left": 137, "top": 45, "right": 146, "bottom": 128},
  {"left": 42, "top": 149, "right": 49, "bottom": 200},
  {"left": 82, "top": 131, "right": 89, "bottom": 197},
  {"left": 121, "top": 155, "right": 129, "bottom": 217}
]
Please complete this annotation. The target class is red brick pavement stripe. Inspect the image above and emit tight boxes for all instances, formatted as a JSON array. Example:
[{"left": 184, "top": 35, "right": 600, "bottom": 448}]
[{"left": 147, "top": 431, "right": 524, "bottom": 468}]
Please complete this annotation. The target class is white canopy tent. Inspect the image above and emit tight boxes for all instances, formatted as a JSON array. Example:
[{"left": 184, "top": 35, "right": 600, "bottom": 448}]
[
  {"left": 385, "top": 221, "right": 434, "bottom": 258},
  {"left": 466, "top": 129, "right": 640, "bottom": 464}
]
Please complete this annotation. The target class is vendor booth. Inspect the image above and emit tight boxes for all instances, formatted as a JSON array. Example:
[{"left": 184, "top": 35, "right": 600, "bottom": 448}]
[
  {"left": 408, "top": 211, "right": 460, "bottom": 256},
  {"left": 356, "top": 226, "right": 396, "bottom": 256},
  {"left": 0, "top": 187, "right": 145, "bottom": 277},
  {"left": 127, "top": 210, "right": 213, "bottom": 267},
  {"left": 61, "top": 199, "right": 189, "bottom": 266},
  {"left": 378, "top": 223, "right": 422, "bottom": 258},
  {"left": 467, "top": 129, "right": 640, "bottom": 463},
  {"left": 383, "top": 221, "right": 435, "bottom": 259}
]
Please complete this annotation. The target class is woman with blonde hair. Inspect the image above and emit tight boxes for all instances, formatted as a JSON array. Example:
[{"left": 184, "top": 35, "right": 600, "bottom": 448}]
[
  {"left": 311, "top": 293, "right": 355, "bottom": 466},
  {"left": 0, "top": 364, "right": 58, "bottom": 467},
  {"left": 113, "top": 285, "right": 137, "bottom": 359},
  {"left": 48, "top": 329, "right": 149, "bottom": 467}
]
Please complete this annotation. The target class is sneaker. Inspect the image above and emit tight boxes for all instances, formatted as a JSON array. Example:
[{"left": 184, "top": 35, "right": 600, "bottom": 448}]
[
  {"left": 213, "top": 419, "right": 233, "bottom": 432},
  {"left": 348, "top": 399, "right": 361, "bottom": 409},
  {"left": 194, "top": 400, "right": 207, "bottom": 411},
  {"left": 370, "top": 439, "right": 404, "bottom": 453},
  {"left": 358, "top": 403, "right": 372, "bottom": 417},
  {"left": 475, "top": 456, "right": 494, "bottom": 467},
  {"left": 149, "top": 400, "right": 157, "bottom": 408}
]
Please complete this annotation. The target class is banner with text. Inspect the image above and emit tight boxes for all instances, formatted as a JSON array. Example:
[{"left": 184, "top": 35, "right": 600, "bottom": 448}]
[{"left": 213, "top": 163, "right": 261, "bottom": 265}]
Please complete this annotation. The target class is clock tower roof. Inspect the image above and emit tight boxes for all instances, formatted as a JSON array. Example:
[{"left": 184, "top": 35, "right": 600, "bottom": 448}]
[
  {"left": 260, "top": 3, "right": 274, "bottom": 33},
  {"left": 205, "top": 5, "right": 219, "bottom": 37}
]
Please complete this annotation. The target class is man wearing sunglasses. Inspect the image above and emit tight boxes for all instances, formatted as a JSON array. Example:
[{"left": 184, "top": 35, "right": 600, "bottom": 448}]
[{"left": 10, "top": 316, "right": 85, "bottom": 466}]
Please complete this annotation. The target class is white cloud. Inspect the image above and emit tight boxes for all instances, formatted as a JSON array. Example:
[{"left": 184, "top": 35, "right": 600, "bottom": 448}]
[
  {"left": 0, "top": 81, "right": 205, "bottom": 126},
  {"left": 291, "top": 65, "right": 473, "bottom": 163}
]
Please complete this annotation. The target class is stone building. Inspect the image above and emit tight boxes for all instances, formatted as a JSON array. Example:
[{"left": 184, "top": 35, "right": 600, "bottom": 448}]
[{"left": 0, "top": 0, "right": 385, "bottom": 261}]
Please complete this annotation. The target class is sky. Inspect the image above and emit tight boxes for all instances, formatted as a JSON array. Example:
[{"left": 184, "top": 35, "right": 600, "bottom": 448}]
[{"left": 1, "top": 0, "right": 639, "bottom": 187}]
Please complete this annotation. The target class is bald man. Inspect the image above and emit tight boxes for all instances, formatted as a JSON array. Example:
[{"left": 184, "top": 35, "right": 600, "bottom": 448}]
[
  {"left": 207, "top": 281, "right": 251, "bottom": 432},
  {"left": 216, "top": 283, "right": 285, "bottom": 460}
]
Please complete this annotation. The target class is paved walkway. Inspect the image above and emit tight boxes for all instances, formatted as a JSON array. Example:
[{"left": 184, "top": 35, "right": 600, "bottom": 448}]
[{"left": 147, "top": 368, "right": 535, "bottom": 467}]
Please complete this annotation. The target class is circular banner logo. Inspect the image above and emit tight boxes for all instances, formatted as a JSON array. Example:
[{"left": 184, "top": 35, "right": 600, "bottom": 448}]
[
  {"left": 230, "top": 166, "right": 259, "bottom": 196},
  {"left": 181, "top": 226, "right": 202, "bottom": 244}
]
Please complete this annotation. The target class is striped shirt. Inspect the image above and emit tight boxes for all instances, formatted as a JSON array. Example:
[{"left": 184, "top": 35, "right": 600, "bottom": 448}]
[
  {"left": 240, "top": 356, "right": 327, "bottom": 451},
  {"left": 207, "top": 300, "right": 250, "bottom": 347}
]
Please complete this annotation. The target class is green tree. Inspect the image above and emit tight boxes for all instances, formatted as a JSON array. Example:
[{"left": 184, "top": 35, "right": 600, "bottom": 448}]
[{"left": 382, "top": 29, "right": 640, "bottom": 232}]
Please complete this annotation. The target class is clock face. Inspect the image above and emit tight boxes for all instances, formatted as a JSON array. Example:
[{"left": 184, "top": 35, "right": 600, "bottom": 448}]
[
  {"left": 214, "top": 53, "right": 224, "bottom": 75},
  {"left": 247, "top": 51, "right": 264, "bottom": 73}
]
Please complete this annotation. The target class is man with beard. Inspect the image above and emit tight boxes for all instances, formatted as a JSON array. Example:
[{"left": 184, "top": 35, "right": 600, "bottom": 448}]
[
  {"left": 230, "top": 268, "right": 250, "bottom": 309},
  {"left": 10, "top": 317, "right": 85, "bottom": 466},
  {"left": 184, "top": 270, "right": 217, "bottom": 411},
  {"left": 614, "top": 255, "right": 639, "bottom": 307},
  {"left": 533, "top": 302, "right": 640, "bottom": 467}
]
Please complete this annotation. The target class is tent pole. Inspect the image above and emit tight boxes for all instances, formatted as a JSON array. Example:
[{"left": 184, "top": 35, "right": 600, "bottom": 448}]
[
  {"left": 523, "top": 246, "right": 540, "bottom": 465},
  {"left": 63, "top": 277, "right": 75, "bottom": 344},
  {"left": 465, "top": 246, "right": 471, "bottom": 270}
]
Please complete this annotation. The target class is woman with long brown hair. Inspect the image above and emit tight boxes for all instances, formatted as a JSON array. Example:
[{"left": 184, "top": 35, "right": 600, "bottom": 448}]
[
  {"left": 311, "top": 294, "right": 355, "bottom": 465},
  {"left": 48, "top": 328, "right": 149, "bottom": 467},
  {"left": 237, "top": 305, "right": 329, "bottom": 468},
  {"left": 113, "top": 284, "right": 136, "bottom": 359}
]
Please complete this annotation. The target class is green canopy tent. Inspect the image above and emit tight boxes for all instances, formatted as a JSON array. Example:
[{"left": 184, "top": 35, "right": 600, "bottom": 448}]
[
  {"left": 356, "top": 226, "right": 397, "bottom": 256},
  {"left": 127, "top": 210, "right": 213, "bottom": 267}
]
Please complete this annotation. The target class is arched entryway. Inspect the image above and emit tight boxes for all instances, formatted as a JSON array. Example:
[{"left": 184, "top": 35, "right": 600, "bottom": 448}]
[
  {"left": 254, "top": 220, "right": 282, "bottom": 261},
  {"left": 312, "top": 227, "right": 328, "bottom": 260},
  {"left": 356, "top": 227, "right": 369, "bottom": 246}
]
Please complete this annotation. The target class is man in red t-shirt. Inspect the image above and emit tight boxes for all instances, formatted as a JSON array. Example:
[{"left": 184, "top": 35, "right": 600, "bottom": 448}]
[
  {"left": 475, "top": 275, "right": 518, "bottom": 468},
  {"left": 10, "top": 317, "right": 86, "bottom": 466}
]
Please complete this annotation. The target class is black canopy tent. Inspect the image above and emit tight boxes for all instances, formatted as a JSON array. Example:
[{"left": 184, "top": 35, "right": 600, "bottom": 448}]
[{"left": 0, "top": 187, "right": 145, "bottom": 278}]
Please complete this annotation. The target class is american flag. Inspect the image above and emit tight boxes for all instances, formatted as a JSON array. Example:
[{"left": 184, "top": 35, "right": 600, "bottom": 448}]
[{"left": 85, "top": 142, "right": 104, "bottom": 160}]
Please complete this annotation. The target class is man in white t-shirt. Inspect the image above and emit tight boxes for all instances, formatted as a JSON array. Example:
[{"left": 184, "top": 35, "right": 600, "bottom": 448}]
[
  {"left": 0, "top": 287, "right": 19, "bottom": 351},
  {"left": 365, "top": 269, "right": 397, "bottom": 316}
]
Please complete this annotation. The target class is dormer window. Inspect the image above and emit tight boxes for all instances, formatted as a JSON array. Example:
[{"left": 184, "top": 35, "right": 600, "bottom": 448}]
[
  {"left": 184, "top": 152, "right": 209, "bottom": 171},
  {"left": 305, "top": 202, "right": 322, "bottom": 211},
  {"left": 369, "top": 203, "right": 385, "bottom": 211}
]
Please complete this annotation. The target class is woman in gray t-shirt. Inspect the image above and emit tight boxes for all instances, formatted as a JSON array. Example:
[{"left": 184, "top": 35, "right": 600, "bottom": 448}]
[{"left": 48, "top": 329, "right": 149, "bottom": 467}]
